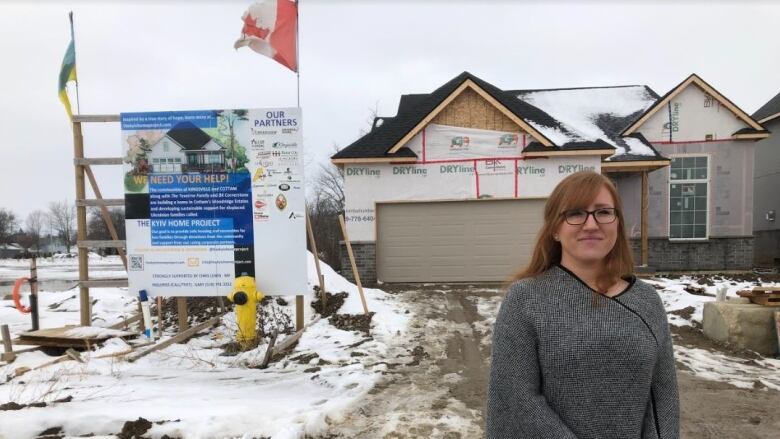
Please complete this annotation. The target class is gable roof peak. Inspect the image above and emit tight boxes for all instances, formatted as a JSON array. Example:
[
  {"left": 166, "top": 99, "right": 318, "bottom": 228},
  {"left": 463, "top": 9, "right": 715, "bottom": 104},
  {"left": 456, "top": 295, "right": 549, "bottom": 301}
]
[{"left": 622, "top": 72, "right": 764, "bottom": 136}]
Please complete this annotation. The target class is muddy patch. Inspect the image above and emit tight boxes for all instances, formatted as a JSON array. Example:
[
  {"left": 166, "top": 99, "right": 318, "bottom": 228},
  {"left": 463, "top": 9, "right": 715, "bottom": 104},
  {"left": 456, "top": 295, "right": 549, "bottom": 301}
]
[
  {"left": 671, "top": 324, "right": 763, "bottom": 360},
  {"left": 669, "top": 306, "right": 696, "bottom": 320},
  {"left": 310, "top": 291, "right": 348, "bottom": 317},
  {"left": 330, "top": 312, "right": 374, "bottom": 334},
  {"left": 117, "top": 417, "right": 152, "bottom": 439}
]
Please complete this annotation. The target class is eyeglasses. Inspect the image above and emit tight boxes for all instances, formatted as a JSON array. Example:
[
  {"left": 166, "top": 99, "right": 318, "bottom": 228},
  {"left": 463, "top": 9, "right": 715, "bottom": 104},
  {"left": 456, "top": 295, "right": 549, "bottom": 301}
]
[{"left": 561, "top": 208, "right": 618, "bottom": 225}]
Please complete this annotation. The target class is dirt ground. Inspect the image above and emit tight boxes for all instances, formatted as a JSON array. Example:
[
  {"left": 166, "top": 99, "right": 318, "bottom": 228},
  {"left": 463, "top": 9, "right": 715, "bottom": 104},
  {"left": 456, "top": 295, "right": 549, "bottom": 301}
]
[{"left": 322, "top": 284, "right": 780, "bottom": 439}]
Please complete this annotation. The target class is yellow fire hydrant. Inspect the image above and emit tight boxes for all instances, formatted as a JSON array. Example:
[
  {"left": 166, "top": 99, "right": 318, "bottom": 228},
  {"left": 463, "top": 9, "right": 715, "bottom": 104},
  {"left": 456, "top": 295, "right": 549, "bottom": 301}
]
[{"left": 227, "top": 275, "right": 265, "bottom": 349}]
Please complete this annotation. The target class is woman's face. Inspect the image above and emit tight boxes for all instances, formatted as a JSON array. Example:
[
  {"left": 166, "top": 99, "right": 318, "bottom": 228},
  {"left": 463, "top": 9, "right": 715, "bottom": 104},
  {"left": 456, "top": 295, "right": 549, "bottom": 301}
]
[{"left": 556, "top": 186, "right": 619, "bottom": 267}]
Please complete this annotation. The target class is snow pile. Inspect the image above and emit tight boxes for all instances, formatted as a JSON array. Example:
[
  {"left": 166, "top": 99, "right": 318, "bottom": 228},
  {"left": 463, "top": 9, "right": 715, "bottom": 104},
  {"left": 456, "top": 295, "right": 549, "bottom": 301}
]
[
  {"left": 0, "top": 253, "right": 411, "bottom": 439},
  {"left": 518, "top": 86, "right": 656, "bottom": 149}
]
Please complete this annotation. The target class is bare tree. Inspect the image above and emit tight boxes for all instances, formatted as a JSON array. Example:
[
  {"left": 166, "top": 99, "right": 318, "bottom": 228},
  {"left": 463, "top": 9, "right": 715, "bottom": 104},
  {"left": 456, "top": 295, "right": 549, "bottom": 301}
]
[
  {"left": 357, "top": 100, "right": 380, "bottom": 137},
  {"left": 87, "top": 208, "right": 126, "bottom": 253},
  {"left": 14, "top": 232, "right": 35, "bottom": 252},
  {"left": 313, "top": 161, "right": 345, "bottom": 215},
  {"left": 48, "top": 201, "right": 76, "bottom": 253},
  {"left": 306, "top": 144, "right": 346, "bottom": 269},
  {"left": 0, "top": 208, "right": 17, "bottom": 245},
  {"left": 25, "top": 210, "right": 46, "bottom": 251}
]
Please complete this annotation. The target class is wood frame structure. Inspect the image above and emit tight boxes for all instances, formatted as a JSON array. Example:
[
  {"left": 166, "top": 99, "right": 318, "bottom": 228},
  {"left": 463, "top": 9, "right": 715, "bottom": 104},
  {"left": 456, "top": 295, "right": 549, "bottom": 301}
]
[
  {"left": 386, "top": 79, "right": 554, "bottom": 155},
  {"left": 72, "top": 114, "right": 126, "bottom": 326},
  {"left": 758, "top": 112, "right": 780, "bottom": 125}
]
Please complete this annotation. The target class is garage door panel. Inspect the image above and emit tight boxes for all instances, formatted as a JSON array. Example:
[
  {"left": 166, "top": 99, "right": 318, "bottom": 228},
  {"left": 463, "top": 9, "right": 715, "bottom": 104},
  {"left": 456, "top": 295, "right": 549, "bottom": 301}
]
[{"left": 377, "top": 199, "right": 545, "bottom": 282}]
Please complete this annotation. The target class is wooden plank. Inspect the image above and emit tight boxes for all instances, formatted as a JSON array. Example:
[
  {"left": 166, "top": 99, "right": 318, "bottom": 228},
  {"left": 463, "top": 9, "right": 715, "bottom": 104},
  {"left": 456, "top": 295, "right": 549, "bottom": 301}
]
[
  {"left": 258, "top": 331, "right": 278, "bottom": 369},
  {"left": 80, "top": 279, "right": 129, "bottom": 288},
  {"left": 76, "top": 198, "right": 124, "bottom": 207},
  {"left": 1, "top": 325, "right": 15, "bottom": 363},
  {"left": 19, "top": 326, "right": 134, "bottom": 340},
  {"left": 177, "top": 297, "right": 188, "bottom": 332},
  {"left": 305, "top": 210, "right": 327, "bottom": 308},
  {"left": 126, "top": 316, "right": 220, "bottom": 363},
  {"left": 775, "top": 311, "right": 780, "bottom": 358},
  {"left": 750, "top": 295, "right": 780, "bottom": 306},
  {"left": 271, "top": 316, "right": 322, "bottom": 358},
  {"left": 72, "top": 114, "right": 120, "bottom": 123},
  {"left": 752, "top": 286, "right": 780, "bottom": 293},
  {"left": 296, "top": 295, "right": 304, "bottom": 331},
  {"left": 77, "top": 240, "right": 127, "bottom": 248},
  {"left": 338, "top": 215, "right": 369, "bottom": 315},
  {"left": 74, "top": 157, "right": 123, "bottom": 166},
  {"left": 30, "top": 257, "right": 39, "bottom": 331},
  {"left": 84, "top": 165, "right": 128, "bottom": 270},
  {"left": 108, "top": 313, "right": 143, "bottom": 330},
  {"left": 158, "top": 296, "right": 164, "bottom": 337},
  {"left": 73, "top": 121, "right": 91, "bottom": 327}
]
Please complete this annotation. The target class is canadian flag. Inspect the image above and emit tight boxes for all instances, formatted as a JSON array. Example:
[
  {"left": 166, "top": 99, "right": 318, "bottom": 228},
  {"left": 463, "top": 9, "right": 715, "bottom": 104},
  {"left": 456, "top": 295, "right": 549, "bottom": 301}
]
[{"left": 234, "top": 0, "right": 298, "bottom": 72}]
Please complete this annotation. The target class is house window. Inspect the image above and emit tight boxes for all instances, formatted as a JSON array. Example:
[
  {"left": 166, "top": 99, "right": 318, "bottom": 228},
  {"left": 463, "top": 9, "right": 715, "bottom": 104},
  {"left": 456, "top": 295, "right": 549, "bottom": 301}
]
[
  {"left": 163, "top": 141, "right": 170, "bottom": 152},
  {"left": 669, "top": 156, "right": 708, "bottom": 240},
  {"left": 704, "top": 94, "right": 715, "bottom": 107}
]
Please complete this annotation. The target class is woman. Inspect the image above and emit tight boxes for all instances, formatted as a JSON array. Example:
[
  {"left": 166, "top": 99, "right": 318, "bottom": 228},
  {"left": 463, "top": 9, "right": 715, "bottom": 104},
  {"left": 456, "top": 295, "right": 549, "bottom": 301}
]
[{"left": 486, "top": 171, "right": 679, "bottom": 439}]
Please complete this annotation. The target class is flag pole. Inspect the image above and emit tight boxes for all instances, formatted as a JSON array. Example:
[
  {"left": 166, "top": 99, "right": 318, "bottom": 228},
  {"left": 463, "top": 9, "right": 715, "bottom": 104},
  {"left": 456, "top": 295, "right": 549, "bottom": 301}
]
[
  {"left": 69, "top": 11, "right": 81, "bottom": 115},
  {"left": 295, "top": 0, "right": 300, "bottom": 109}
]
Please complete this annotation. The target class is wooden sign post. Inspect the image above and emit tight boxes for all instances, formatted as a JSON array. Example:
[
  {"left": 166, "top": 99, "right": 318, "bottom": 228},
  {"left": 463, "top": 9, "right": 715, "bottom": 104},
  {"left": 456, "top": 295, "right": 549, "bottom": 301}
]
[
  {"left": 305, "top": 211, "right": 327, "bottom": 308},
  {"left": 338, "top": 215, "right": 369, "bottom": 316}
]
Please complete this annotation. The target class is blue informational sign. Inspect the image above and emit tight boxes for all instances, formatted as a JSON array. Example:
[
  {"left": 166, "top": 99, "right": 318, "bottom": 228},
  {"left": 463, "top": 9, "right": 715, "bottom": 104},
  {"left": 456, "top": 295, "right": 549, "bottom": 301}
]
[
  {"left": 121, "top": 110, "right": 218, "bottom": 130},
  {"left": 123, "top": 108, "right": 306, "bottom": 297},
  {"left": 148, "top": 173, "right": 252, "bottom": 246}
]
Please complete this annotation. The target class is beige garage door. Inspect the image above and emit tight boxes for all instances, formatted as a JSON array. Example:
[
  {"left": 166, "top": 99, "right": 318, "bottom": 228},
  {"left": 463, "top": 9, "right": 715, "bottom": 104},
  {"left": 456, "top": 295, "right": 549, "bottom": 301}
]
[{"left": 377, "top": 199, "right": 546, "bottom": 282}]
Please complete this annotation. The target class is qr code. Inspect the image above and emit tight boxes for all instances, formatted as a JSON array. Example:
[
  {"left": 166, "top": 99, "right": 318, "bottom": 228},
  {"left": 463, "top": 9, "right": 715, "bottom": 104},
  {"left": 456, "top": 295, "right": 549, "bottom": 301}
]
[{"left": 129, "top": 255, "right": 144, "bottom": 271}]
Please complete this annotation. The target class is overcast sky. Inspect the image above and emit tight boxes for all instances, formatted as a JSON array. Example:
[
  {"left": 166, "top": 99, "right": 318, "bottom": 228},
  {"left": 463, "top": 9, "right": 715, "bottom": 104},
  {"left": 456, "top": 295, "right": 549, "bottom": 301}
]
[{"left": 2, "top": 0, "right": 779, "bottom": 222}]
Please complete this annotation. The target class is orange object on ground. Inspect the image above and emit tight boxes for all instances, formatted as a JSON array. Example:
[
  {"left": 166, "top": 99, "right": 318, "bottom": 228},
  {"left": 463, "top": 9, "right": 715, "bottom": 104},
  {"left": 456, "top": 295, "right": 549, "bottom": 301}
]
[{"left": 12, "top": 277, "right": 31, "bottom": 314}]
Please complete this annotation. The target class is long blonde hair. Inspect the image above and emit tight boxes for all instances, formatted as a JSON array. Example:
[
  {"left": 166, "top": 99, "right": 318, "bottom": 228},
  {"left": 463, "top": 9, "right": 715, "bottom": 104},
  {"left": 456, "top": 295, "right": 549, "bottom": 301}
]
[{"left": 510, "top": 171, "right": 634, "bottom": 293}]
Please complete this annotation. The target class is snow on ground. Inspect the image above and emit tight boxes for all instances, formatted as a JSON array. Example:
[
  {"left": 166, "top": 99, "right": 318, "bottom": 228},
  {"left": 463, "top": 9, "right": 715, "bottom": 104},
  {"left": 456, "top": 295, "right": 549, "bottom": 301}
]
[
  {"left": 0, "top": 253, "right": 411, "bottom": 439},
  {"left": 464, "top": 275, "right": 780, "bottom": 394},
  {"left": 675, "top": 345, "right": 780, "bottom": 391},
  {"left": 0, "top": 254, "right": 126, "bottom": 282},
  {"left": 640, "top": 275, "right": 780, "bottom": 391},
  {"left": 0, "top": 287, "right": 139, "bottom": 339}
]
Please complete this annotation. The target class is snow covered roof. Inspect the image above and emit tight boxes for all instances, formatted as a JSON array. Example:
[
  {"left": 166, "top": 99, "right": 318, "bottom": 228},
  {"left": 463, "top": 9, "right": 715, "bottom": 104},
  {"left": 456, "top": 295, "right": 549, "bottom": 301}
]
[
  {"left": 333, "top": 73, "right": 669, "bottom": 163},
  {"left": 513, "top": 85, "right": 666, "bottom": 162}
]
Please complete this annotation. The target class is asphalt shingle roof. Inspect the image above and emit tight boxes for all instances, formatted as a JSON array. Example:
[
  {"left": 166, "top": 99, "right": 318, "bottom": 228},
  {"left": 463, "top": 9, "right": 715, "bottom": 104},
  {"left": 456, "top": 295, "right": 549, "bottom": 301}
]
[
  {"left": 333, "top": 72, "right": 568, "bottom": 160},
  {"left": 752, "top": 90, "right": 780, "bottom": 122},
  {"left": 332, "top": 73, "right": 667, "bottom": 162},
  {"left": 167, "top": 121, "right": 214, "bottom": 151}
]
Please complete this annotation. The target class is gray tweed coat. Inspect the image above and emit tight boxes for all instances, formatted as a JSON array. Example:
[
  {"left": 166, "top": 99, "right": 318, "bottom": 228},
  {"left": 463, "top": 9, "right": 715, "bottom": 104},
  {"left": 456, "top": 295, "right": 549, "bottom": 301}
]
[{"left": 486, "top": 265, "right": 679, "bottom": 439}]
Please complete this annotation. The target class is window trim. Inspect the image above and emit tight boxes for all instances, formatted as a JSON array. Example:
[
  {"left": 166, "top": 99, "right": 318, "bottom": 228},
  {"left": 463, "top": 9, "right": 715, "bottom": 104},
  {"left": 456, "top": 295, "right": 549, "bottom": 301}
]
[{"left": 667, "top": 153, "right": 711, "bottom": 241}]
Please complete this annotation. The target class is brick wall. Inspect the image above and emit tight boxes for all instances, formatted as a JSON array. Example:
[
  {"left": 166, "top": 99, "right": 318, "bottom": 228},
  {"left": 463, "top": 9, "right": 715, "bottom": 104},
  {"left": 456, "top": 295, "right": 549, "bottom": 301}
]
[
  {"left": 339, "top": 241, "right": 376, "bottom": 284},
  {"left": 630, "top": 237, "right": 754, "bottom": 271},
  {"left": 753, "top": 230, "right": 780, "bottom": 268}
]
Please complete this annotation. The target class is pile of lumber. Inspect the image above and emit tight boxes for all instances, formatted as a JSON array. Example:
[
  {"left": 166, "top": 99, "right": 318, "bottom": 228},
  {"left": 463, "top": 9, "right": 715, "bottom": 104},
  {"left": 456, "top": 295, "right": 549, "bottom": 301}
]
[{"left": 737, "top": 287, "right": 780, "bottom": 306}]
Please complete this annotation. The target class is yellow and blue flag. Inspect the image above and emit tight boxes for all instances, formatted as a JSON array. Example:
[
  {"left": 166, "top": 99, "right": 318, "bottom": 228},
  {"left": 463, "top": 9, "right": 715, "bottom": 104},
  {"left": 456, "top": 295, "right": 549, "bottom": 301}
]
[{"left": 58, "top": 12, "right": 77, "bottom": 119}]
